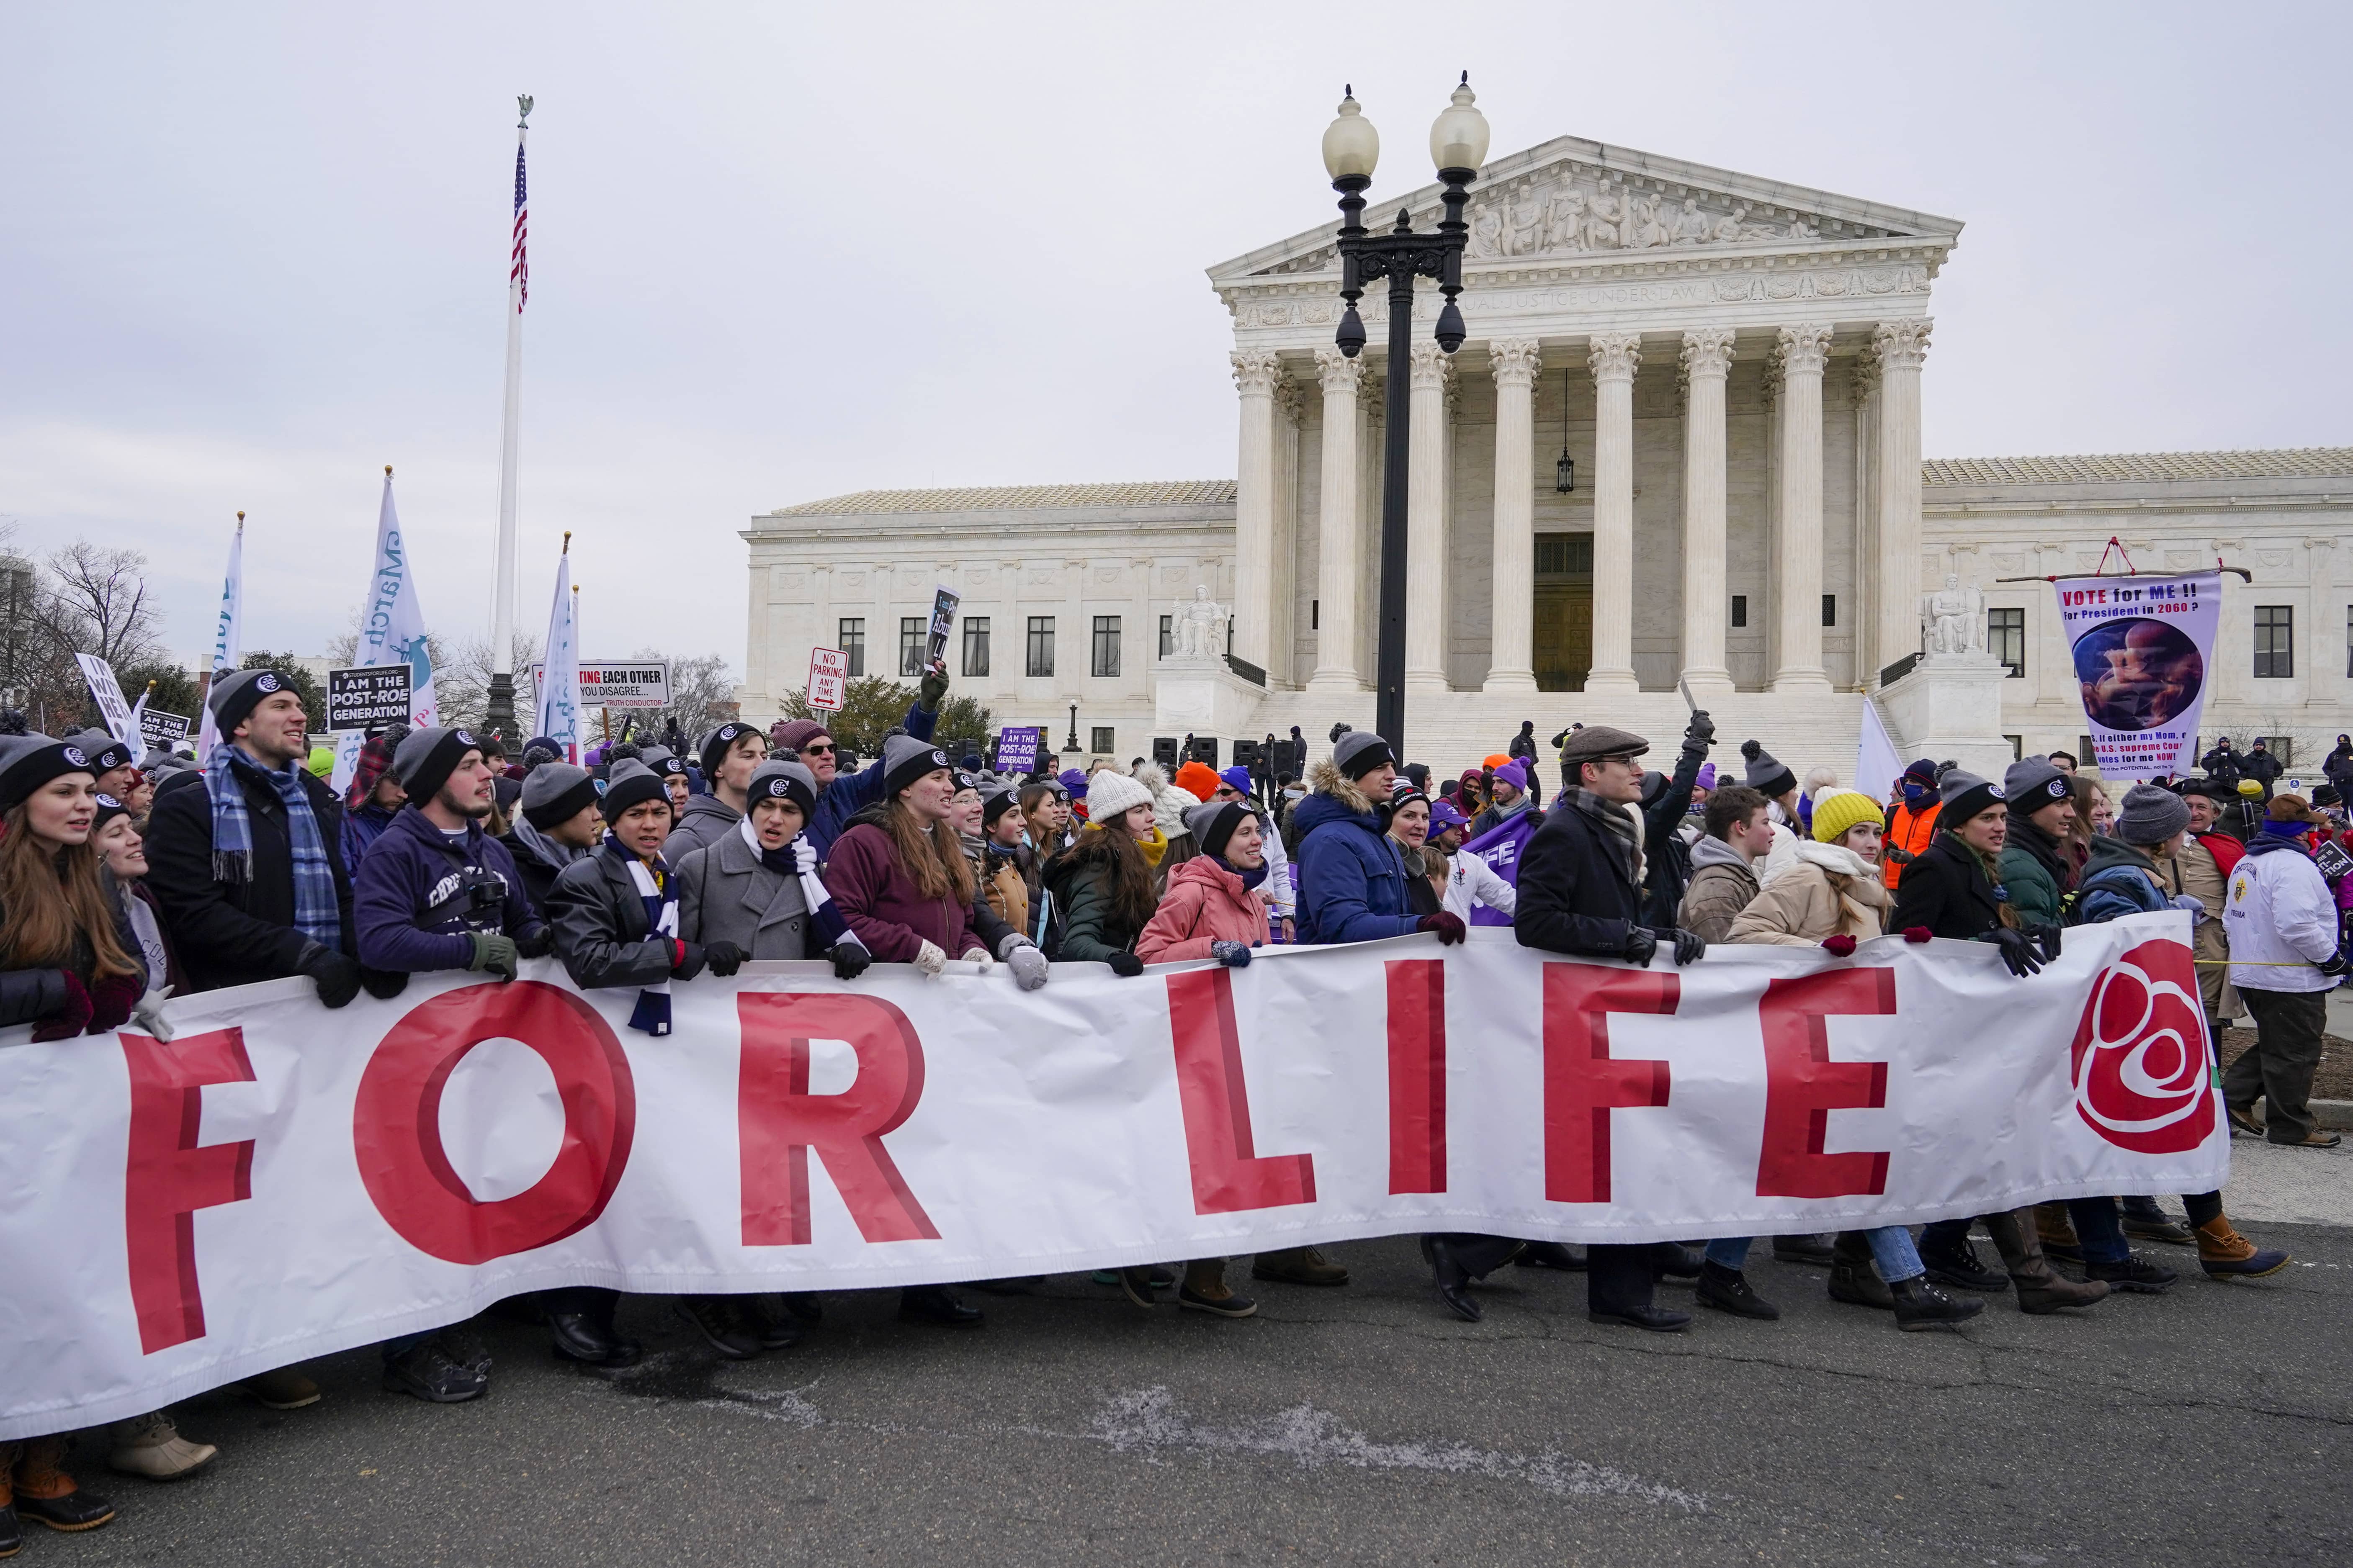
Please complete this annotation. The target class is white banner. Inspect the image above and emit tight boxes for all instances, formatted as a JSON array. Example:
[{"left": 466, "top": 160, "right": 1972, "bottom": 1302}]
[
  {"left": 532, "top": 550, "right": 582, "bottom": 758},
  {"left": 332, "top": 474, "right": 440, "bottom": 790},
  {"left": 2053, "top": 571, "right": 2220, "bottom": 780},
  {"left": 0, "top": 915, "right": 2222, "bottom": 1438}
]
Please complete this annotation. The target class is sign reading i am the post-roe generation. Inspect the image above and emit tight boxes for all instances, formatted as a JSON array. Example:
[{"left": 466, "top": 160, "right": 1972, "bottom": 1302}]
[{"left": 325, "top": 665, "right": 414, "bottom": 733}]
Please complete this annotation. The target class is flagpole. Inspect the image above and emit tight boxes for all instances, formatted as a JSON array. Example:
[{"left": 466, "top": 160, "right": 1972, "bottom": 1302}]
[{"left": 485, "top": 93, "right": 533, "bottom": 745}]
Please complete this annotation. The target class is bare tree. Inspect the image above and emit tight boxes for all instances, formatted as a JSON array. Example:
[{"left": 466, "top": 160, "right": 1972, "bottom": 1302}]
[
  {"left": 39, "top": 541, "right": 163, "bottom": 668},
  {"left": 435, "top": 631, "right": 541, "bottom": 732}
]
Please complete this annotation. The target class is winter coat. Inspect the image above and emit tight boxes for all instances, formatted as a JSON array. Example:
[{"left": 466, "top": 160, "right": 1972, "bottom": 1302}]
[
  {"left": 2153, "top": 835, "right": 2240, "bottom": 1020},
  {"left": 142, "top": 755, "right": 359, "bottom": 993},
  {"left": 1469, "top": 794, "right": 1531, "bottom": 842},
  {"left": 675, "top": 823, "right": 812, "bottom": 961},
  {"left": 2225, "top": 836, "right": 2340, "bottom": 993},
  {"left": 1996, "top": 814, "right": 2072, "bottom": 928},
  {"left": 1677, "top": 836, "right": 1762, "bottom": 943},
  {"left": 1399, "top": 847, "right": 1444, "bottom": 918},
  {"left": 1135, "top": 854, "right": 1268, "bottom": 963},
  {"left": 967, "top": 838, "right": 1031, "bottom": 937},
  {"left": 341, "top": 802, "right": 398, "bottom": 878},
  {"left": 354, "top": 807, "right": 544, "bottom": 973},
  {"left": 1257, "top": 815, "right": 1294, "bottom": 918},
  {"left": 821, "top": 808, "right": 987, "bottom": 962},
  {"left": 1291, "top": 759, "right": 1424, "bottom": 946},
  {"left": 665, "top": 793, "right": 743, "bottom": 863},
  {"left": 1638, "top": 735, "right": 1708, "bottom": 924},
  {"left": 1043, "top": 826, "right": 1169, "bottom": 964},
  {"left": 1728, "top": 842, "right": 1890, "bottom": 946},
  {"left": 1881, "top": 798, "right": 1941, "bottom": 890},
  {"left": 1514, "top": 790, "right": 1646, "bottom": 959},
  {"left": 117, "top": 879, "right": 188, "bottom": 997},
  {"left": 1440, "top": 846, "right": 1516, "bottom": 922},
  {"left": 2242, "top": 749, "right": 2283, "bottom": 794},
  {"left": 547, "top": 848, "right": 682, "bottom": 990},
  {"left": 0, "top": 874, "right": 142, "bottom": 1028},
  {"left": 2199, "top": 744, "right": 2242, "bottom": 789},
  {"left": 806, "top": 698, "right": 939, "bottom": 864},
  {"left": 1888, "top": 832, "right": 2007, "bottom": 941},
  {"left": 2073, "top": 835, "right": 2173, "bottom": 925},
  {"left": 499, "top": 817, "right": 589, "bottom": 917}
]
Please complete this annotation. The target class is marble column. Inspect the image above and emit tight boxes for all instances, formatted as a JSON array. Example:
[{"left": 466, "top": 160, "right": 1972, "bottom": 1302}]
[
  {"left": 1678, "top": 328, "right": 1736, "bottom": 702},
  {"left": 1586, "top": 333, "right": 1642, "bottom": 694},
  {"left": 1771, "top": 323, "right": 1834, "bottom": 691},
  {"left": 1228, "top": 350, "right": 1282, "bottom": 673},
  {"left": 1485, "top": 338, "right": 1542, "bottom": 692},
  {"left": 1309, "top": 347, "right": 1365, "bottom": 691},
  {"left": 1872, "top": 319, "right": 1932, "bottom": 681},
  {"left": 1405, "top": 340, "right": 1454, "bottom": 697}
]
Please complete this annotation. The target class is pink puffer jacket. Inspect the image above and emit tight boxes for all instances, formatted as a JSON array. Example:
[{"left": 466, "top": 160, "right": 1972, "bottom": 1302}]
[{"left": 1135, "top": 855, "right": 1267, "bottom": 962}]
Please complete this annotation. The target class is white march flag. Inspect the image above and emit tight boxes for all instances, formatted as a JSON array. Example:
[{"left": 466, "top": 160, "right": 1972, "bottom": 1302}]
[
  {"left": 194, "top": 519, "right": 245, "bottom": 757},
  {"left": 1856, "top": 695, "right": 1904, "bottom": 800},
  {"left": 0, "top": 914, "right": 2223, "bottom": 1438},
  {"left": 532, "top": 548, "right": 582, "bottom": 760},
  {"left": 332, "top": 473, "right": 440, "bottom": 790},
  {"left": 2053, "top": 571, "right": 2221, "bottom": 781}
]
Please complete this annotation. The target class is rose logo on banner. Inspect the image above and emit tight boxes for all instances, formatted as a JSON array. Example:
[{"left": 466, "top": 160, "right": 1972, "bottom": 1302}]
[{"left": 2067, "top": 939, "right": 2216, "bottom": 1154}]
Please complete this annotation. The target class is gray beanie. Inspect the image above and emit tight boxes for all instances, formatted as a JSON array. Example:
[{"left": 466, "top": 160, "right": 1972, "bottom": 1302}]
[
  {"left": 747, "top": 758, "right": 819, "bottom": 819},
  {"left": 2116, "top": 782, "right": 2191, "bottom": 846},
  {"left": 601, "top": 758, "right": 668, "bottom": 821},
  {"left": 2003, "top": 756, "right": 2071, "bottom": 812},
  {"left": 1740, "top": 739, "right": 1796, "bottom": 799},
  {"left": 392, "top": 725, "right": 483, "bottom": 805},
  {"left": 0, "top": 733, "right": 96, "bottom": 813},
  {"left": 1331, "top": 730, "right": 1396, "bottom": 780},
  {"left": 880, "top": 733, "right": 953, "bottom": 799},
  {"left": 520, "top": 761, "right": 599, "bottom": 830},
  {"left": 206, "top": 667, "right": 300, "bottom": 736},
  {"left": 65, "top": 728, "right": 134, "bottom": 775},
  {"left": 1182, "top": 798, "right": 1250, "bottom": 860},
  {"left": 1939, "top": 768, "right": 2003, "bottom": 825}
]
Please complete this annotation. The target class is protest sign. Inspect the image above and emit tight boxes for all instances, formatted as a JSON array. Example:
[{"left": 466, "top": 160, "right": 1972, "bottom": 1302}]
[
  {"left": 2052, "top": 571, "right": 2220, "bottom": 780},
  {"left": 924, "top": 586, "right": 960, "bottom": 674},
  {"left": 138, "top": 709, "right": 193, "bottom": 751},
  {"left": 73, "top": 654, "right": 139, "bottom": 751},
  {"left": 996, "top": 726, "right": 1045, "bottom": 774},
  {"left": 530, "top": 662, "right": 672, "bottom": 710},
  {"left": 325, "top": 665, "right": 414, "bottom": 733}
]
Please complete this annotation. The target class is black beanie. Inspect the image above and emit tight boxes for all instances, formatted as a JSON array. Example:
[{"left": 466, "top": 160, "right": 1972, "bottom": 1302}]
[
  {"left": 699, "top": 722, "right": 757, "bottom": 777},
  {"left": 391, "top": 726, "right": 483, "bottom": 807},
  {"left": 0, "top": 735, "right": 98, "bottom": 815},
  {"left": 601, "top": 759, "right": 669, "bottom": 823},
  {"left": 881, "top": 735, "right": 953, "bottom": 799},
  {"left": 92, "top": 792, "right": 131, "bottom": 833},
  {"left": 207, "top": 668, "right": 301, "bottom": 738}
]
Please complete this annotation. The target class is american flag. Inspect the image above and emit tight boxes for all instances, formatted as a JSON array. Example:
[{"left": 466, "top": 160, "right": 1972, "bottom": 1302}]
[{"left": 510, "top": 140, "right": 529, "bottom": 311}]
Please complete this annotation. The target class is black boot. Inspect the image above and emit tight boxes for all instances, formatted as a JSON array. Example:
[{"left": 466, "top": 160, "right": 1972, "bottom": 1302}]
[
  {"left": 1917, "top": 1229, "right": 2010, "bottom": 1293},
  {"left": 2085, "top": 1253, "right": 2178, "bottom": 1294},
  {"left": 1771, "top": 1233, "right": 1837, "bottom": 1265},
  {"left": 1651, "top": 1242, "right": 1703, "bottom": 1279},
  {"left": 547, "top": 1309, "right": 631, "bottom": 1366},
  {"left": 1516, "top": 1240, "right": 1587, "bottom": 1271},
  {"left": 1827, "top": 1258, "right": 1893, "bottom": 1311},
  {"left": 1423, "top": 1236, "right": 1482, "bottom": 1322},
  {"left": 1695, "top": 1260, "right": 1780, "bottom": 1320},
  {"left": 897, "top": 1285, "right": 984, "bottom": 1326},
  {"left": 1890, "top": 1275, "right": 1985, "bottom": 1331},
  {"left": 674, "top": 1296, "right": 763, "bottom": 1359}
]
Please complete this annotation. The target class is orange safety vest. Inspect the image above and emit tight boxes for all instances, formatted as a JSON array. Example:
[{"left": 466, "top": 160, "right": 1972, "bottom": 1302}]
[{"left": 1883, "top": 799, "right": 1941, "bottom": 889}]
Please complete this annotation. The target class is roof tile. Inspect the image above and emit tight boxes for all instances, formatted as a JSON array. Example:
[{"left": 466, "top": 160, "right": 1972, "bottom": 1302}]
[{"left": 1923, "top": 449, "right": 2353, "bottom": 486}]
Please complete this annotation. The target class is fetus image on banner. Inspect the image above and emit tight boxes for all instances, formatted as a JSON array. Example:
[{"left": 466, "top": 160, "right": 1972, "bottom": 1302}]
[{"left": 2074, "top": 617, "right": 2204, "bottom": 731}]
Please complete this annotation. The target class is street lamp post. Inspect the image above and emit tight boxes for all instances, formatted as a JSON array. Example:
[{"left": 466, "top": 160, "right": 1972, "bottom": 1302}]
[{"left": 1323, "top": 76, "right": 1489, "bottom": 756}]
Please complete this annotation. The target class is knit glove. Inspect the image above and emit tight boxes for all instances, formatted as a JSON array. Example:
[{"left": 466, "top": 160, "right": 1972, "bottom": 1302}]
[
  {"left": 465, "top": 931, "right": 520, "bottom": 982},
  {"left": 1210, "top": 940, "right": 1253, "bottom": 967},
  {"left": 87, "top": 973, "right": 140, "bottom": 1033},
  {"left": 1682, "top": 708, "right": 1715, "bottom": 751},
  {"left": 1977, "top": 927, "right": 2044, "bottom": 978},
  {"left": 918, "top": 665, "right": 950, "bottom": 710},
  {"left": 1106, "top": 951, "right": 1145, "bottom": 978},
  {"left": 1004, "top": 941, "right": 1049, "bottom": 990},
  {"left": 1820, "top": 934, "right": 1857, "bottom": 957},
  {"left": 702, "top": 940, "right": 747, "bottom": 978},
  {"left": 28, "top": 971, "right": 93, "bottom": 1042},
  {"left": 1417, "top": 912, "right": 1467, "bottom": 945},
  {"left": 2170, "top": 893, "right": 2206, "bottom": 925},
  {"left": 792, "top": 839, "right": 819, "bottom": 877},
  {"left": 297, "top": 943, "right": 363, "bottom": 1009},
  {"left": 829, "top": 936, "right": 872, "bottom": 981},
  {"left": 1901, "top": 926, "right": 1933, "bottom": 944},
  {"left": 968, "top": 946, "right": 996, "bottom": 974},
  {"left": 913, "top": 939, "right": 947, "bottom": 977},
  {"left": 671, "top": 941, "right": 709, "bottom": 982},
  {"left": 129, "top": 983, "right": 176, "bottom": 1043},
  {"left": 1622, "top": 927, "right": 1659, "bottom": 967},
  {"left": 1661, "top": 926, "right": 1707, "bottom": 966},
  {"left": 514, "top": 925, "right": 553, "bottom": 959},
  {"left": 361, "top": 967, "right": 410, "bottom": 1000}
]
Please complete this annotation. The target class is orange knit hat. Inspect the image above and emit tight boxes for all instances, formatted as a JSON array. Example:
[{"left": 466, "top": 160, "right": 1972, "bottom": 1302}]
[{"left": 1173, "top": 760, "right": 1222, "bottom": 802}]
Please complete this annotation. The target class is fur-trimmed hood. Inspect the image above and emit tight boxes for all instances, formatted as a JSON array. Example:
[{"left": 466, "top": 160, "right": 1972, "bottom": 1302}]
[{"left": 1308, "top": 755, "right": 1378, "bottom": 816}]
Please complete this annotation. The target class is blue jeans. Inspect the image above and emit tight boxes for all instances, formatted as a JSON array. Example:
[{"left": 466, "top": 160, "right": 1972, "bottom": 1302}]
[
  {"left": 2066, "top": 1196, "right": 2131, "bottom": 1265},
  {"left": 1705, "top": 1228, "right": 1923, "bottom": 1282}
]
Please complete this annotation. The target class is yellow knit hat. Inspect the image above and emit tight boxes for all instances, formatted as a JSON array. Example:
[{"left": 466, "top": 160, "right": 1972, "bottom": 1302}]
[{"left": 1811, "top": 787, "right": 1884, "bottom": 844}]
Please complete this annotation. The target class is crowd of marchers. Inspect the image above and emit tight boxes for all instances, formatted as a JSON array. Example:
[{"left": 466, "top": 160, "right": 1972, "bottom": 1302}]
[{"left": 0, "top": 657, "right": 2343, "bottom": 1552}]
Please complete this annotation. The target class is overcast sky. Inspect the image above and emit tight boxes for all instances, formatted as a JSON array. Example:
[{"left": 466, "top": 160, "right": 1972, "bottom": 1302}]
[{"left": 4, "top": 3, "right": 2346, "bottom": 673}]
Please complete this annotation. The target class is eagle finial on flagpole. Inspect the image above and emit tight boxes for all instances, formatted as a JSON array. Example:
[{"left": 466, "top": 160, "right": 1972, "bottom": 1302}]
[{"left": 517, "top": 95, "right": 534, "bottom": 128}]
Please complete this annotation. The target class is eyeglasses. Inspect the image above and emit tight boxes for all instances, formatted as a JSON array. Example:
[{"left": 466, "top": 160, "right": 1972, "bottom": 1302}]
[{"left": 802, "top": 743, "right": 836, "bottom": 756}]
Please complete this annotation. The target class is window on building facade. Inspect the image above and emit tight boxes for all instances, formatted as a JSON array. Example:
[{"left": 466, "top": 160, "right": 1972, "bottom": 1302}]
[
  {"left": 838, "top": 618, "right": 865, "bottom": 678},
  {"left": 899, "top": 617, "right": 926, "bottom": 678},
  {"left": 1159, "top": 615, "right": 1172, "bottom": 658},
  {"left": 962, "top": 617, "right": 990, "bottom": 678},
  {"left": 1091, "top": 616, "right": 1121, "bottom": 678},
  {"left": 1091, "top": 726, "right": 1115, "bottom": 755},
  {"left": 2004, "top": 734, "right": 2023, "bottom": 761},
  {"left": 1988, "top": 607, "right": 2025, "bottom": 677},
  {"left": 1730, "top": 595, "right": 1747, "bottom": 628},
  {"left": 1310, "top": 600, "right": 1319, "bottom": 630},
  {"left": 1025, "top": 617, "right": 1054, "bottom": 677},
  {"left": 2255, "top": 605, "right": 2294, "bottom": 677},
  {"left": 2258, "top": 735, "right": 2295, "bottom": 767},
  {"left": 2345, "top": 607, "right": 2352, "bottom": 677},
  {"left": 1822, "top": 594, "right": 1837, "bottom": 627}
]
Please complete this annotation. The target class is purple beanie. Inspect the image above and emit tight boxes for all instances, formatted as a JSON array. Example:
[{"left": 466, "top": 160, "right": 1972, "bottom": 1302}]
[
  {"left": 1219, "top": 765, "right": 1253, "bottom": 796},
  {"left": 1058, "top": 768, "right": 1088, "bottom": 799},
  {"left": 1493, "top": 758, "right": 1528, "bottom": 793},
  {"left": 1696, "top": 763, "right": 1717, "bottom": 791}
]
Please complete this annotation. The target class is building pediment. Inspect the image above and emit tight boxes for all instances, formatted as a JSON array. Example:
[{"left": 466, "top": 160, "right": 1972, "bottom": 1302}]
[{"left": 1207, "top": 135, "right": 1963, "bottom": 296}]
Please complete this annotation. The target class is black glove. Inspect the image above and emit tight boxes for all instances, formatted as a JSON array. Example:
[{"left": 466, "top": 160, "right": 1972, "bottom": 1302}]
[
  {"left": 1978, "top": 927, "right": 2044, "bottom": 979},
  {"left": 830, "top": 939, "right": 873, "bottom": 981},
  {"left": 703, "top": 940, "right": 747, "bottom": 978},
  {"left": 1683, "top": 709, "right": 1715, "bottom": 749},
  {"left": 1107, "top": 951, "right": 1145, "bottom": 978},
  {"left": 1661, "top": 926, "right": 1706, "bottom": 966},
  {"left": 2320, "top": 951, "right": 2350, "bottom": 978},
  {"left": 1417, "top": 911, "right": 1467, "bottom": 946},
  {"left": 514, "top": 925, "right": 553, "bottom": 960},
  {"left": 1551, "top": 727, "right": 1571, "bottom": 749},
  {"left": 1622, "top": 926, "right": 1658, "bottom": 967},
  {"left": 465, "top": 931, "right": 520, "bottom": 982},
  {"left": 298, "top": 943, "right": 363, "bottom": 1009},
  {"left": 361, "top": 967, "right": 409, "bottom": 1001},
  {"left": 671, "top": 941, "right": 709, "bottom": 982},
  {"left": 1210, "top": 940, "right": 1253, "bottom": 967},
  {"left": 917, "top": 664, "right": 949, "bottom": 710},
  {"left": 2027, "top": 923, "right": 2065, "bottom": 965}
]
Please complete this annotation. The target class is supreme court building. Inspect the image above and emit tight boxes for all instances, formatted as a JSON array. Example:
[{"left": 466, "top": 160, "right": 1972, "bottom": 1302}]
[{"left": 743, "top": 135, "right": 2353, "bottom": 780}]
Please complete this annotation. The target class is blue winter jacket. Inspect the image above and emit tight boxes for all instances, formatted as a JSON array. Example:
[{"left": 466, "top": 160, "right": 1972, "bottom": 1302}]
[
  {"left": 2074, "top": 836, "right": 2172, "bottom": 926},
  {"left": 807, "top": 699, "right": 939, "bottom": 863},
  {"left": 341, "top": 801, "right": 398, "bottom": 876},
  {"left": 1292, "top": 763, "right": 1423, "bottom": 946},
  {"left": 354, "top": 805, "right": 545, "bottom": 973}
]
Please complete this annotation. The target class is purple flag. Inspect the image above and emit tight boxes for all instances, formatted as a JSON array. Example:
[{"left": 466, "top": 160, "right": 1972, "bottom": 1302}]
[{"left": 1456, "top": 808, "right": 1540, "bottom": 925}]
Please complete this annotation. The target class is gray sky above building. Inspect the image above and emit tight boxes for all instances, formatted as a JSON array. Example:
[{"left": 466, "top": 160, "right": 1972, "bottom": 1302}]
[{"left": 3, "top": 1, "right": 2345, "bottom": 668}]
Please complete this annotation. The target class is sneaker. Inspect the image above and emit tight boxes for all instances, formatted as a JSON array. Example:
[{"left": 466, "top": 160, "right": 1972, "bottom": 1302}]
[
  {"left": 228, "top": 1367, "right": 321, "bottom": 1409},
  {"left": 1117, "top": 1267, "right": 1162, "bottom": 1309},
  {"left": 2084, "top": 1253, "right": 2178, "bottom": 1293},
  {"left": 741, "top": 1298, "right": 806, "bottom": 1352},
  {"left": 673, "top": 1296, "right": 763, "bottom": 1359},
  {"left": 1177, "top": 1283, "right": 1258, "bottom": 1319},
  {"left": 2225, "top": 1104, "right": 2263, "bottom": 1138},
  {"left": 107, "top": 1413, "right": 216, "bottom": 1480},
  {"left": 2272, "top": 1129, "right": 2343, "bottom": 1149},
  {"left": 382, "top": 1341, "right": 486, "bottom": 1403},
  {"left": 1918, "top": 1236, "right": 2008, "bottom": 1293},
  {"left": 2121, "top": 1211, "right": 2197, "bottom": 1246},
  {"left": 2195, "top": 1217, "right": 2292, "bottom": 1280},
  {"left": 438, "top": 1324, "right": 493, "bottom": 1379},
  {"left": 1251, "top": 1247, "right": 1349, "bottom": 1287},
  {"left": 1695, "top": 1261, "right": 1780, "bottom": 1320}
]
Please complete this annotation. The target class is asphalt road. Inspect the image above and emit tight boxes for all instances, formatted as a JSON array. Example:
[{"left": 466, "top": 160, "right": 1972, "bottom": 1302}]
[{"left": 42, "top": 1147, "right": 2353, "bottom": 1568}]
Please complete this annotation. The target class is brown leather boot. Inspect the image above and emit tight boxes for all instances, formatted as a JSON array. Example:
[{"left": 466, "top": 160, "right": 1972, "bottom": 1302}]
[{"left": 1986, "top": 1208, "right": 2108, "bottom": 1314}]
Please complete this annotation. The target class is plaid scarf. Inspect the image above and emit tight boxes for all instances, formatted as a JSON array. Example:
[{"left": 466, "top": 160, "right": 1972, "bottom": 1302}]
[
  {"left": 345, "top": 732, "right": 399, "bottom": 811},
  {"left": 208, "top": 743, "right": 343, "bottom": 952},
  {"left": 1567, "top": 787, "right": 1641, "bottom": 882},
  {"left": 605, "top": 833, "right": 678, "bottom": 1036}
]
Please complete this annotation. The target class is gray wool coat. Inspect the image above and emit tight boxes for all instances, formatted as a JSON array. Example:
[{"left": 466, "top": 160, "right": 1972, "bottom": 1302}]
[{"left": 674, "top": 827, "right": 812, "bottom": 960}]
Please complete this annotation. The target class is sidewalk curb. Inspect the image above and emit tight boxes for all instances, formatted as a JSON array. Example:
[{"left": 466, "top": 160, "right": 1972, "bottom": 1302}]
[{"left": 2244, "top": 1098, "right": 2353, "bottom": 1132}]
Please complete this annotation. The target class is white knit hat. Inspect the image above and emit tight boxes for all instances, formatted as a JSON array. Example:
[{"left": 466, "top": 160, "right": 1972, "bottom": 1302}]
[{"left": 1084, "top": 769, "right": 1154, "bottom": 823}]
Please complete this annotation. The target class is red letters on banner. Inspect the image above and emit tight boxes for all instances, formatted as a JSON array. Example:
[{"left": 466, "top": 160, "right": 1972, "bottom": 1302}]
[
  {"left": 353, "top": 982, "right": 636, "bottom": 1265},
  {"left": 122, "top": 1027, "right": 256, "bottom": 1354},
  {"left": 738, "top": 993, "right": 939, "bottom": 1244},
  {"left": 1165, "top": 968, "right": 1316, "bottom": 1214},
  {"left": 1542, "top": 964, "right": 1676, "bottom": 1203},
  {"left": 1386, "top": 959, "right": 1447, "bottom": 1193},
  {"left": 1755, "top": 969, "right": 1895, "bottom": 1198}
]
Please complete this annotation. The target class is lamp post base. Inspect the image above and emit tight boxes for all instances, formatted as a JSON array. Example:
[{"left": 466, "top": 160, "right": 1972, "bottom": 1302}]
[{"left": 484, "top": 673, "right": 518, "bottom": 748}]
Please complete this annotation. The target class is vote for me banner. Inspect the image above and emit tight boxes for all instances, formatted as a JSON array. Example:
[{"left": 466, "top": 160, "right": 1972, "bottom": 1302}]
[
  {"left": 0, "top": 915, "right": 2222, "bottom": 1438},
  {"left": 2053, "top": 571, "right": 2222, "bottom": 780}
]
